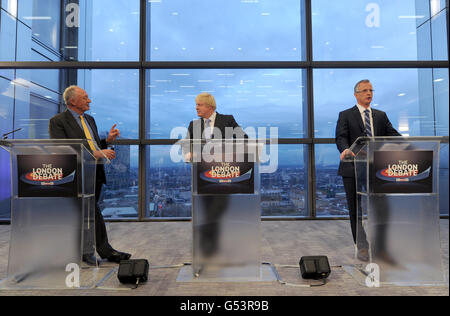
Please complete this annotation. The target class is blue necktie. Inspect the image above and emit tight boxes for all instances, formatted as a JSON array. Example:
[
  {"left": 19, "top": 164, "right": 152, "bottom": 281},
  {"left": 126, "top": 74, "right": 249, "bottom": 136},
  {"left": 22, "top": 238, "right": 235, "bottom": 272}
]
[{"left": 364, "top": 109, "right": 372, "bottom": 137}]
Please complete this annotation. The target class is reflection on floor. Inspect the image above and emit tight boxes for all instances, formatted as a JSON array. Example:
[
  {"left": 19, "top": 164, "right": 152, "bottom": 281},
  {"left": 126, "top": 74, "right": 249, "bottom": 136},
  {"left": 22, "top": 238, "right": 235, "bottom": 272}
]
[{"left": 0, "top": 220, "right": 448, "bottom": 296}]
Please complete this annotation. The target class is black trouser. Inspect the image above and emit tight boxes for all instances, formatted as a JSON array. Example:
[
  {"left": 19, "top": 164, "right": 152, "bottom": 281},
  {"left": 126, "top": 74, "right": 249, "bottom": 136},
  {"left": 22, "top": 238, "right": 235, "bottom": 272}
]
[
  {"left": 94, "top": 181, "right": 114, "bottom": 258},
  {"left": 198, "top": 196, "right": 229, "bottom": 258},
  {"left": 343, "top": 177, "right": 369, "bottom": 249},
  {"left": 343, "top": 176, "right": 390, "bottom": 255}
]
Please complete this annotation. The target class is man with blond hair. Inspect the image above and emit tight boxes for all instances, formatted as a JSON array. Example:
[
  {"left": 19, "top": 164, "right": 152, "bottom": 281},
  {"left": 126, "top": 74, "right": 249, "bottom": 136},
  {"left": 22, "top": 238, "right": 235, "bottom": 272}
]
[
  {"left": 187, "top": 92, "right": 246, "bottom": 140},
  {"left": 185, "top": 92, "right": 247, "bottom": 258}
]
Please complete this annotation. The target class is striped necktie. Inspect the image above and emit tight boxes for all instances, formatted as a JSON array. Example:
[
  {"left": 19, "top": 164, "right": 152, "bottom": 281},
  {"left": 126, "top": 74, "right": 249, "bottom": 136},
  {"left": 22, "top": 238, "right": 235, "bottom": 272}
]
[
  {"left": 80, "top": 115, "right": 97, "bottom": 152},
  {"left": 364, "top": 109, "right": 372, "bottom": 137}
]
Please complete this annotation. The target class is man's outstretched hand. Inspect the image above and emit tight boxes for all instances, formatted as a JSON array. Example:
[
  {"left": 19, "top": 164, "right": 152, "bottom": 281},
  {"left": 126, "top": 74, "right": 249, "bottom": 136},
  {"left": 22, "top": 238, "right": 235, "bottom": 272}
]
[{"left": 107, "top": 124, "right": 120, "bottom": 143}]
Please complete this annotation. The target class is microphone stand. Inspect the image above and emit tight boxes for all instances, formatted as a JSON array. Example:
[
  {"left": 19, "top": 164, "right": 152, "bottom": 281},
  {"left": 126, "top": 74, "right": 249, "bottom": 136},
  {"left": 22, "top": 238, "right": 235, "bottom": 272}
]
[{"left": 2, "top": 128, "right": 22, "bottom": 139}]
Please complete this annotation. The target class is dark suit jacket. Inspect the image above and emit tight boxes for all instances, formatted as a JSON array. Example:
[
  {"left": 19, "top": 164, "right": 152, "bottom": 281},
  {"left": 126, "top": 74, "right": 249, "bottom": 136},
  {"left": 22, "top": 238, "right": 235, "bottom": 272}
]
[
  {"left": 335, "top": 105, "right": 401, "bottom": 177},
  {"left": 48, "top": 109, "right": 108, "bottom": 184},
  {"left": 187, "top": 112, "right": 247, "bottom": 140}
]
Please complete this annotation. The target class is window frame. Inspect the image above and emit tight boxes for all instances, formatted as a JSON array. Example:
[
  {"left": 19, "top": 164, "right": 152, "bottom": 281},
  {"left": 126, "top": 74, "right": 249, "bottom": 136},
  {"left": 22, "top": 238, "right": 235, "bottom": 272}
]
[{"left": 0, "top": 0, "right": 448, "bottom": 222}]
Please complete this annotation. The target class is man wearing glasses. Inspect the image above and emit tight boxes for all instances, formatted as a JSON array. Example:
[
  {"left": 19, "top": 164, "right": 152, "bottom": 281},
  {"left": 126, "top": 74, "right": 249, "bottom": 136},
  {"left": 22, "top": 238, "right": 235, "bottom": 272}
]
[{"left": 335, "top": 79, "right": 401, "bottom": 262}]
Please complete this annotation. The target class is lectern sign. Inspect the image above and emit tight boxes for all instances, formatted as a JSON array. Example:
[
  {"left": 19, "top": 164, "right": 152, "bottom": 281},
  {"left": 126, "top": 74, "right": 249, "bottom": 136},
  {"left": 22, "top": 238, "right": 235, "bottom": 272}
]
[
  {"left": 372, "top": 150, "right": 433, "bottom": 194},
  {"left": 17, "top": 154, "right": 78, "bottom": 197},
  {"left": 197, "top": 161, "right": 254, "bottom": 194}
]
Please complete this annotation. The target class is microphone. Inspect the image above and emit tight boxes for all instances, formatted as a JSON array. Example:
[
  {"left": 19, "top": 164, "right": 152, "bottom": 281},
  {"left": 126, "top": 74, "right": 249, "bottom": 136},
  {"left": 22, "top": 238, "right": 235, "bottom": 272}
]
[{"left": 2, "top": 128, "right": 22, "bottom": 139}]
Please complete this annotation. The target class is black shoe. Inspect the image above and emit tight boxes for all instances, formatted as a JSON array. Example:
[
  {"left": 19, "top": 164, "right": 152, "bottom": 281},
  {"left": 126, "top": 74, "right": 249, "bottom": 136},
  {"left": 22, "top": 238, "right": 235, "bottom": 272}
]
[
  {"left": 82, "top": 254, "right": 98, "bottom": 266},
  {"left": 105, "top": 250, "right": 131, "bottom": 263},
  {"left": 357, "top": 248, "right": 370, "bottom": 262}
]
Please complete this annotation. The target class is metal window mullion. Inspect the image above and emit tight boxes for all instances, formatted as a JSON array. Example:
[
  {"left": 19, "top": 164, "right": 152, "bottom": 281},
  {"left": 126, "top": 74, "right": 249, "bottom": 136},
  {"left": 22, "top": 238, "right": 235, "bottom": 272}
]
[
  {"left": 304, "top": 0, "right": 313, "bottom": 62},
  {"left": 304, "top": 0, "right": 316, "bottom": 218},
  {"left": 307, "top": 68, "right": 317, "bottom": 218},
  {"left": 1, "top": 61, "right": 449, "bottom": 69},
  {"left": 137, "top": 0, "right": 147, "bottom": 220},
  {"left": 447, "top": 1, "right": 449, "bottom": 61},
  {"left": 140, "top": 0, "right": 146, "bottom": 63},
  {"left": 138, "top": 69, "right": 146, "bottom": 220}
]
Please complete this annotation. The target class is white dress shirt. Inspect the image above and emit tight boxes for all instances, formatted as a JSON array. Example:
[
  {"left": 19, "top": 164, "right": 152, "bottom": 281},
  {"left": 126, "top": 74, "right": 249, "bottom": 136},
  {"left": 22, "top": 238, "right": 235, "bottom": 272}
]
[
  {"left": 204, "top": 111, "right": 217, "bottom": 127},
  {"left": 203, "top": 111, "right": 217, "bottom": 138}
]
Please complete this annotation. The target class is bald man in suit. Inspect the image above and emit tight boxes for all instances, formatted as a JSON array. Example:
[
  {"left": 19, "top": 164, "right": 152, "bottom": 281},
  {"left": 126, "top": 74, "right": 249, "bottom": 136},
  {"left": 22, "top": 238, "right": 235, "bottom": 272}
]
[{"left": 49, "top": 85, "right": 131, "bottom": 265}]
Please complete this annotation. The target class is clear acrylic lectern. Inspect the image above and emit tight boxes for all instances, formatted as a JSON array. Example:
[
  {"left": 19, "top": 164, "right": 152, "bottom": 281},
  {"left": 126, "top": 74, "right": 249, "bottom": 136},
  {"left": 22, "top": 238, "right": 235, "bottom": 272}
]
[
  {"left": 0, "top": 139, "right": 98, "bottom": 290},
  {"left": 344, "top": 136, "right": 448, "bottom": 286},
  {"left": 177, "top": 139, "right": 276, "bottom": 282}
]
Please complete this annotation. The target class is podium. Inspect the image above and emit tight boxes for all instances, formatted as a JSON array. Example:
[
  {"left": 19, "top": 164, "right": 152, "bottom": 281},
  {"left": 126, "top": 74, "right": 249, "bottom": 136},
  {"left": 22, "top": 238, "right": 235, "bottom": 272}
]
[
  {"left": 0, "top": 139, "right": 98, "bottom": 289},
  {"left": 344, "top": 136, "right": 448, "bottom": 286},
  {"left": 177, "top": 139, "right": 277, "bottom": 282}
]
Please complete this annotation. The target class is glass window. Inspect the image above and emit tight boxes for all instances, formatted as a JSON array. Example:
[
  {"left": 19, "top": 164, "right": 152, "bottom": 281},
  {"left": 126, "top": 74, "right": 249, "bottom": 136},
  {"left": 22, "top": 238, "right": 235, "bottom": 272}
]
[
  {"left": 19, "top": 0, "right": 61, "bottom": 52},
  {"left": 0, "top": 8, "right": 17, "bottom": 61},
  {"left": 1, "top": 69, "right": 59, "bottom": 218},
  {"left": 1, "top": 0, "right": 18, "bottom": 17},
  {"left": 101, "top": 145, "right": 139, "bottom": 219},
  {"left": 1, "top": 0, "right": 140, "bottom": 62},
  {"left": 27, "top": 94, "right": 59, "bottom": 139},
  {"left": 316, "top": 142, "right": 450, "bottom": 217},
  {"left": 1, "top": 0, "right": 61, "bottom": 61},
  {"left": 147, "top": 69, "right": 306, "bottom": 139},
  {"left": 313, "top": 68, "right": 448, "bottom": 138},
  {"left": 261, "top": 145, "right": 307, "bottom": 217},
  {"left": 312, "top": 0, "right": 447, "bottom": 61},
  {"left": 0, "top": 75, "right": 13, "bottom": 219},
  {"left": 146, "top": 144, "right": 307, "bottom": 218},
  {"left": 431, "top": 9, "right": 449, "bottom": 61},
  {"left": 434, "top": 68, "right": 449, "bottom": 137},
  {"left": 148, "top": 0, "right": 304, "bottom": 61},
  {"left": 0, "top": 75, "right": 14, "bottom": 137},
  {"left": 0, "top": 69, "right": 138, "bottom": 220},
  {"left": 0, "top": 1, "right": 448, "bottom": 221},
  {"left": 79, "top": 0, "right": 140, "bottom": 61},
  {"left": 147, "top": 145, "right": 192, "bottom": 218},
  {"left": 4, "top": 71, "right": 59, "bottom": 139},
  {"left": 416, "top": 20, "right": 432, "bottom": 60},
  {"left": 315, "top": 144, "right": 347, "bottom": 217},
  {"left": 78, "top": 69, "right": 139, "bottom": 139},
  {"left": 439, "top": 144, "right": 449, "bottom": 216}
]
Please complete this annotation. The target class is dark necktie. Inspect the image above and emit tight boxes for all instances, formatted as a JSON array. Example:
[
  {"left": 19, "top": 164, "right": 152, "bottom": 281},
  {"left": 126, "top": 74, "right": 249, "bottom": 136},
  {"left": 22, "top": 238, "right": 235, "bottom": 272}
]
[{"left": 364, "top": 109, "right": 372, "bottom": 137}]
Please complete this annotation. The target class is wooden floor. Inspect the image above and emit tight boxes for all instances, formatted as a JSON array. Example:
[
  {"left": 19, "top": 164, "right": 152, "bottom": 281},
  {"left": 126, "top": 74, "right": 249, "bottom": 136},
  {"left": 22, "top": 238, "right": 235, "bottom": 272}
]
[{"left": 0, "top": 220, "right": 448, "bottom": 296}]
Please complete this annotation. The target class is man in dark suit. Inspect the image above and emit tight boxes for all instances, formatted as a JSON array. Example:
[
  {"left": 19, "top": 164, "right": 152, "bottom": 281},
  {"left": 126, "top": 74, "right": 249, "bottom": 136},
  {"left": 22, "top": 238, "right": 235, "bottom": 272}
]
[
  {"left": 186, "top": 93, "right": 246, "bottom": 261},
  {"left": 49, "top": 85, "right": 131, "bottom": 264},
  {"left": 187, "top": 92, "right": 247, "bottom": 141},
  {"left": 336, "top": 79, "right": 401, "bottom": 262}
]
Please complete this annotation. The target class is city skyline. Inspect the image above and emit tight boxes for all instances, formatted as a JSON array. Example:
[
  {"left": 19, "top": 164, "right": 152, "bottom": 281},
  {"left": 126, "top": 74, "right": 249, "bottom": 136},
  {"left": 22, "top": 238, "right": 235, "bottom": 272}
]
[{"left": 100, "top": 164, "right": 346, "bottom": 219}]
